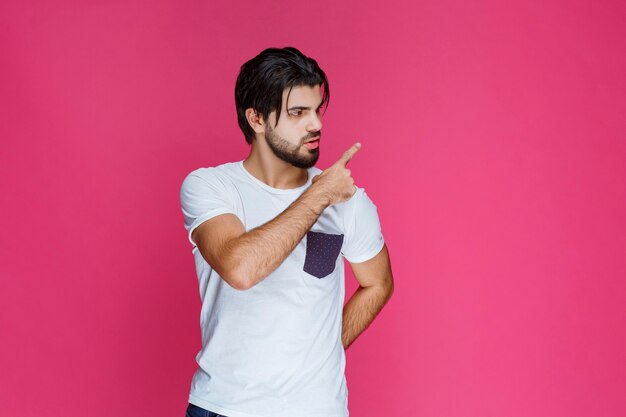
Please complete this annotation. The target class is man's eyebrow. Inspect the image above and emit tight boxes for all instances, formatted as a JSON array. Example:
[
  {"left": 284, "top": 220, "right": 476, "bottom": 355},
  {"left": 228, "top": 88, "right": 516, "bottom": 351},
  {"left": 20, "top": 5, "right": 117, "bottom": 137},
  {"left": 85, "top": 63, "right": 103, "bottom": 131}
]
[{"left": 287, "top": 102, "right": 325, "bottom": 111}]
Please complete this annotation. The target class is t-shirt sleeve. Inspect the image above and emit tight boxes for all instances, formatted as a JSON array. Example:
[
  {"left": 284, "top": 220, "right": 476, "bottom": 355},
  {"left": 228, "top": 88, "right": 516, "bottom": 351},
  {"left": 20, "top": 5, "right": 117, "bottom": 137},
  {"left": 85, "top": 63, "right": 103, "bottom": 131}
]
[
  {"left": 180, "top": 169, "right": 237, "bottom": 247},
  {"left": 341, "top": 187, "right": 385, "bottom": 263}
]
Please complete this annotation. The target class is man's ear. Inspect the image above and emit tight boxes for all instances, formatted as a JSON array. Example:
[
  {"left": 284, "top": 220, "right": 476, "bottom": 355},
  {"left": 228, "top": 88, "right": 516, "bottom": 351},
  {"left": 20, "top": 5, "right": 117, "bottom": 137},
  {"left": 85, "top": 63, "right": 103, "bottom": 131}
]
[{"left": 246, "top": 108, "right": 265, "bottom": 134}]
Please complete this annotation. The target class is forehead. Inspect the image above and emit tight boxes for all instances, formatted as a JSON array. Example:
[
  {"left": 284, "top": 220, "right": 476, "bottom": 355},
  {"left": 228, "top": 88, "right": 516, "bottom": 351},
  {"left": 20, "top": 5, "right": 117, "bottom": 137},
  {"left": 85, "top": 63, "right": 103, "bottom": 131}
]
[{"left": 282, "top": 84, "right": 323, "bottom": 108}]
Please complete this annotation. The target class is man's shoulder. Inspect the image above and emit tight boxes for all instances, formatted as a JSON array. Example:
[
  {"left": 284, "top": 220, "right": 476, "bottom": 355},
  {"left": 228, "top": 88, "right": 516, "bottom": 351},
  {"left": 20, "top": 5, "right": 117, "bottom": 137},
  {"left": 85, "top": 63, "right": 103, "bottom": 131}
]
[
  {"left": 180, "top": 161, "right": 244, "bottom": 199},
  {"left": 185, "top": 161, "right": 241, "bottom": 181}
]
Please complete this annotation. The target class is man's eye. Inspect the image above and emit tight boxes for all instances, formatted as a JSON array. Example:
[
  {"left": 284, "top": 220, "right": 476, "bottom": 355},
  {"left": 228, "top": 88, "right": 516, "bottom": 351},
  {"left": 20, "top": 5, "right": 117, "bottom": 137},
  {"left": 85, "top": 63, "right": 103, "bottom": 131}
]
[{"left": 290, "top": 111, "right": 302, "bottom": 117}]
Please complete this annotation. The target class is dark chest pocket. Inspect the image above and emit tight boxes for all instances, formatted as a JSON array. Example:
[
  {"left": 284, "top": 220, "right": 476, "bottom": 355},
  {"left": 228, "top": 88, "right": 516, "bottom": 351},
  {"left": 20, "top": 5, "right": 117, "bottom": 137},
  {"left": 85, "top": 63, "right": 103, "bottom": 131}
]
[{"left": 303, "top": 231, "right": 344, "bottom": 279}]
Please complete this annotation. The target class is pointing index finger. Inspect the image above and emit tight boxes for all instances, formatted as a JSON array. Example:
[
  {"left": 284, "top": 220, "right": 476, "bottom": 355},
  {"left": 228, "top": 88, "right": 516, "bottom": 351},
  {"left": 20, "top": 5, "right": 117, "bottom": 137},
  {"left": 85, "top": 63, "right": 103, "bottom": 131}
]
[{"left": 338, "top": 142, "right": 362, "bottom": 166}]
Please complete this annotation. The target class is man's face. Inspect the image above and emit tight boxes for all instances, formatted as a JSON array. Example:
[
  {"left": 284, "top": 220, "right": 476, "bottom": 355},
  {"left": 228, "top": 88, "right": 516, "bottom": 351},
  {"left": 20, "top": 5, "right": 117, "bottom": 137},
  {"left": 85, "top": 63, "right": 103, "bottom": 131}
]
[{"left": 263, "top": 84, "right": 324, "bottom": 169}]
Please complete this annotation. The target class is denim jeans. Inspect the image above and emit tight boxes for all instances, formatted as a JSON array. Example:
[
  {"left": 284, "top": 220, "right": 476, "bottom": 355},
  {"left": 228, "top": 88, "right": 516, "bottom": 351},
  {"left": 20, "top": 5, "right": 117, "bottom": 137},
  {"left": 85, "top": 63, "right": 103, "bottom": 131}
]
[{"left": 185, "top": 402, "right": 227, "bottom": 417}]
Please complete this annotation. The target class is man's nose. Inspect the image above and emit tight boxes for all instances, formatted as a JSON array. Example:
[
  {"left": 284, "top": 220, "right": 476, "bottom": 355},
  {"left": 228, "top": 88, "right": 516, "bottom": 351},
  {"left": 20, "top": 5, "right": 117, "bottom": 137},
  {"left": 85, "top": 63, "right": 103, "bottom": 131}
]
[{"left": 307, "top": 112, "right": 322, "bottom": 132}]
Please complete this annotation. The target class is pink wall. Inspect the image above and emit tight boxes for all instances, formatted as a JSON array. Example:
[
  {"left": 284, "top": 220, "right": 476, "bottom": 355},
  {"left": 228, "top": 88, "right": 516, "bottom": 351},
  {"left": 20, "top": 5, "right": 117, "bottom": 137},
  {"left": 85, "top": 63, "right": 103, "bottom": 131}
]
[{"left": 1, "top": 1, "right": 625, "bottom": 416}]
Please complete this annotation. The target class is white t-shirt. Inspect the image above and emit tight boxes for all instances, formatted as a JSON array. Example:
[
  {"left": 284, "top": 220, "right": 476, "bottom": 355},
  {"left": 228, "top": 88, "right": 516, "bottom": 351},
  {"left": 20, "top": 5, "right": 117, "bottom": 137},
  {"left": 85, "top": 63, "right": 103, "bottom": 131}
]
[{"left": 179, "top": 160, "right": 385, "bottom": 417}]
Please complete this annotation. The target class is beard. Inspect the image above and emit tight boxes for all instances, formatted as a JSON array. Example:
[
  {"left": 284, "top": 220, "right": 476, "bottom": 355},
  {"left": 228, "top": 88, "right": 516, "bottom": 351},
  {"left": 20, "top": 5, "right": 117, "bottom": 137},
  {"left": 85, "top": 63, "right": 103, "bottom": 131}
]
[{"left": 264, "top": 124, "right": 320, "bottom": 169}]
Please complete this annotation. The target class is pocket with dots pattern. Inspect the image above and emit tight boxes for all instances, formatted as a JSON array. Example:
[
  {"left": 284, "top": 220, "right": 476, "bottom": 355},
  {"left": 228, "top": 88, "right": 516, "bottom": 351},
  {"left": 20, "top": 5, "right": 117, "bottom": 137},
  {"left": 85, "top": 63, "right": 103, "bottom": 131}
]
[{"left": 303, "top": 231, "right": 344, "bottom": 279}]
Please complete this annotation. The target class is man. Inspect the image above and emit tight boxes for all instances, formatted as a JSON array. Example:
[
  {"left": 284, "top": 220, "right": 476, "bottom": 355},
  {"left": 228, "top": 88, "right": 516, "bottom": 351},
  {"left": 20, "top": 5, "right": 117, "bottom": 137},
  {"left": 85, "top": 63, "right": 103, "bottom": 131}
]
[{"left": 180, "top": 46, "right": 394, "bottom": 417}]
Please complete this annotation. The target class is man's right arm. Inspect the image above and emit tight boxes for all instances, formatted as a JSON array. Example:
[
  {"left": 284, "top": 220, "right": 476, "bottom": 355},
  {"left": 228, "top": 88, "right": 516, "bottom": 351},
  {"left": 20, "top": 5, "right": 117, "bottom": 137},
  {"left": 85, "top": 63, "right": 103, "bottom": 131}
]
[{"left": 191, "top": 143, "right": 361, "bottom": 290}]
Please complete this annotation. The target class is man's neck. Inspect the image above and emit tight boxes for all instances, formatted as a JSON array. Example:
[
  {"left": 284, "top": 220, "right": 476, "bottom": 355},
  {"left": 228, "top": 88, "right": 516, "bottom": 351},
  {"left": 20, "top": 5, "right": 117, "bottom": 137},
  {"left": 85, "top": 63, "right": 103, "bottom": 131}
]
[{"left": 243, "top": 146, "right": 309, "bottom": 189}]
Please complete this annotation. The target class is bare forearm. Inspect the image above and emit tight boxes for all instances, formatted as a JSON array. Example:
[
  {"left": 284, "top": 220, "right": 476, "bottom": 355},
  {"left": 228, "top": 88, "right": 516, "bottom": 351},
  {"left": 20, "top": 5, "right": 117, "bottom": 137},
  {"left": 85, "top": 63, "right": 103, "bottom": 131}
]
[
  {"left": 222, "top": 143, "right": 361, "bottom": 289},
  {"left": 229, "top": 188, "right": 328, "bottom": 288},
  {"left": 342, "top": 284, "right": 393, "bottom": 349}
]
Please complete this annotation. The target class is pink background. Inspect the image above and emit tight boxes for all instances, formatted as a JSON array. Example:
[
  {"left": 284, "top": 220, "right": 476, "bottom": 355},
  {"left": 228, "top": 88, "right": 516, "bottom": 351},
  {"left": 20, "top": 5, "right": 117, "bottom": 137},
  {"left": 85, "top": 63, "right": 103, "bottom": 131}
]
[{"left": 1, "top": 1, "right": 625, "bottom": 416}]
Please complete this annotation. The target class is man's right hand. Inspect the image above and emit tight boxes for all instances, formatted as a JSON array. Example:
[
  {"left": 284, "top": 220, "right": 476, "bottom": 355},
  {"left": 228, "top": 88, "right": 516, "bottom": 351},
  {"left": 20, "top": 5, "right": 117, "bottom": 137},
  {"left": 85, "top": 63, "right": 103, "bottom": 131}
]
[
  {"left": 311, "top": 142, "right": 362, "bottom": 206},
  {"left": 190, "top": 142, "right": 362, "bottom": 290}
]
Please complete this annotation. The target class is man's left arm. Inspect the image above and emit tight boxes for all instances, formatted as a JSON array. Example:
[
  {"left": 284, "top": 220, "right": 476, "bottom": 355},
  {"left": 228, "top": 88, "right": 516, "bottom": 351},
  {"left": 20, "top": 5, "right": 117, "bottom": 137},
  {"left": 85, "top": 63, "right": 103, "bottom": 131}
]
[{"left": 342, "top": 243, "right": 394, "bottom": 349}]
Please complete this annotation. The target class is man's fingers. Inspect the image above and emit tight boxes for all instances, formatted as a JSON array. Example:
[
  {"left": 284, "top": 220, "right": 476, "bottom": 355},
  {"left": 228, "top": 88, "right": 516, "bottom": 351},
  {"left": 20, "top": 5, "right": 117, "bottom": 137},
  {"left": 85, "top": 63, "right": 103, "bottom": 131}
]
[{"left": 337, "top": 142, "right": 361, "bottom": 166}]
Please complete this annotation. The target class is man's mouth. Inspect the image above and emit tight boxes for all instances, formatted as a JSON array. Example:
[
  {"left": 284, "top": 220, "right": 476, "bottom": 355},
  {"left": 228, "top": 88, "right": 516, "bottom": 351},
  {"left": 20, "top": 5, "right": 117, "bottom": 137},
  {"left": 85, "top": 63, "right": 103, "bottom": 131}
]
[
  {"left": 304, "top": 136, "right": 320, "bottom": 143},
  {"left": 304, "top": 139, "right": 320, "bottom": 149}
]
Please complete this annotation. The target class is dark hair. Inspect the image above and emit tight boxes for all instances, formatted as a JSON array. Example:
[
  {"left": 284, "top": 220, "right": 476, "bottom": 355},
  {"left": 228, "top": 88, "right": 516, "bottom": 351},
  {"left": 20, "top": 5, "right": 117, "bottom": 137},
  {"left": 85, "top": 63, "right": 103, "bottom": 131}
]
[{"left": 235, "top": 47, "right": 330, "bottom": 144}]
